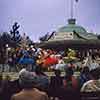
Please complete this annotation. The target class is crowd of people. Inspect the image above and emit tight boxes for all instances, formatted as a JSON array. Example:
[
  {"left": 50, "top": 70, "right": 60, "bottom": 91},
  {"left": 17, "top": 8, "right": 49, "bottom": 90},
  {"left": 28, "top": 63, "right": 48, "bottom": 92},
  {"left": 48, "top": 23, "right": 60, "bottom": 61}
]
[
  {"left": 0, "top": 46, "right": 77, "bottom": 72},
  {"left": 0, "top": 47, "right": 100, "bottom": 100},
  {"left": 1, "top": 46, "right": 100, "bottom": 72},
  {"left": 0, "top": 64, "right": 100, "bottom": 100}
]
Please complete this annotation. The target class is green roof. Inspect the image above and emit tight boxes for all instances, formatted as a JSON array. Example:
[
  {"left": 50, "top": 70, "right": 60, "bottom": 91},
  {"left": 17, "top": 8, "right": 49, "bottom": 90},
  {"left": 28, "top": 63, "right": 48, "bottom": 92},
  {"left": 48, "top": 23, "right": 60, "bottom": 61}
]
[
  {"left": 58, "top": 25, "right": 87, "bottom": 33},
  {"left": 48, "top": 19, "right": 97, "bottom": 41},
  {"left": 58, "top": 19, "right": 87, "bottom": 33}
]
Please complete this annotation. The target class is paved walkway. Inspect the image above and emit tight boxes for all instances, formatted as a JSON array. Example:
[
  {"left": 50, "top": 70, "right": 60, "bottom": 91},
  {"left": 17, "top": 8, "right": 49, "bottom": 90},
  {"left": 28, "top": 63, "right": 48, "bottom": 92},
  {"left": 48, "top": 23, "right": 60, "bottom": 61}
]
[{"left": 0, "top": 71, "right": 80, "bottom": 80}]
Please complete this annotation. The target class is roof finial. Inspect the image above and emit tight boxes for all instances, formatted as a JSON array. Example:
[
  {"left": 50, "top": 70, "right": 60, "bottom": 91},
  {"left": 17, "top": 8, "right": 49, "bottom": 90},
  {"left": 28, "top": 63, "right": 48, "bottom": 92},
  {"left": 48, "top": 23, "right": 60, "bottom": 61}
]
[{"left": 68, "top": 0, "right": 78, "bottom": 24}]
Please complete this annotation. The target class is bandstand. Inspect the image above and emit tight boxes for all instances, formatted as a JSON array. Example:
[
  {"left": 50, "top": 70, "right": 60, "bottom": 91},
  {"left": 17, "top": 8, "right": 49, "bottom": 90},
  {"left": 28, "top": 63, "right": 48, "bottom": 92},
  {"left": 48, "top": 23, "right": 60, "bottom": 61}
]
[
  {"left": 37, "top": 18, "right": 100, "bottom": 57},
  {"left": 37, "top": 0, "right": 100, "bottom": 58}
]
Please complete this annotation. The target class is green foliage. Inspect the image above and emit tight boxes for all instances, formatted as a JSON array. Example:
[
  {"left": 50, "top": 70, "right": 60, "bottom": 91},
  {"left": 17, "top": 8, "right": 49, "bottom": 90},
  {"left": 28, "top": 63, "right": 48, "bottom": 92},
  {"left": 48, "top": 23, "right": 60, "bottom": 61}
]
[
  {"left": 0, "top": 32, "right": 11, "bottom": 46},
  {"left": 10, "top": 22, "right": 21, "bottom": 43}
]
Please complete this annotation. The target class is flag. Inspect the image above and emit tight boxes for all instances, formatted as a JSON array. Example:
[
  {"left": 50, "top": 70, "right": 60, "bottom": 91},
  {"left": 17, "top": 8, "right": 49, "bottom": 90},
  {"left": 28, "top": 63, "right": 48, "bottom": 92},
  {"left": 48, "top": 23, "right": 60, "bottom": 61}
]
[{"left": 75, "top": 0, "right": 78, "bottom": 2}]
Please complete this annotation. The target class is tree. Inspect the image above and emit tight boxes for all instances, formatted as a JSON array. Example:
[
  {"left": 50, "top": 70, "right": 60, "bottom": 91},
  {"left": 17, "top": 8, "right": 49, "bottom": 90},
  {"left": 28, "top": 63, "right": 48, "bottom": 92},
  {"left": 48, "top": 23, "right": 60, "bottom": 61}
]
[
  {"left": 0, "top": 32, "right": 11, "bottom": 46},
  {"left": 0, "top": 32, "right": 11, "bottom": 63},
  {"left": 19, "top": 33, "right": 34, "bottom": 48},
  {"left": 10, "top": 22, "right": 22, "bottom": 44}
]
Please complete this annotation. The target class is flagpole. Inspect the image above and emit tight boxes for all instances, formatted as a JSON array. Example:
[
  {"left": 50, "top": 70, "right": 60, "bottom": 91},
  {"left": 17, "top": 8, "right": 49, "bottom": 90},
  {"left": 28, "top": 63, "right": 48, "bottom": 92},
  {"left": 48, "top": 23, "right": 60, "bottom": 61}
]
[{"left": 71, "top": 0, "right": 74, "bottom": 19}]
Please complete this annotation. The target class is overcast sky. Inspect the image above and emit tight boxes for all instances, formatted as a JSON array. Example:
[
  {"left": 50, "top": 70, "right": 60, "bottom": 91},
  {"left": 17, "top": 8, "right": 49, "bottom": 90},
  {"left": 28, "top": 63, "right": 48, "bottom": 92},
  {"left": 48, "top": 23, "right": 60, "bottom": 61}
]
[{"left": 0, "top": 0, "right": 100, "bottom": 41}]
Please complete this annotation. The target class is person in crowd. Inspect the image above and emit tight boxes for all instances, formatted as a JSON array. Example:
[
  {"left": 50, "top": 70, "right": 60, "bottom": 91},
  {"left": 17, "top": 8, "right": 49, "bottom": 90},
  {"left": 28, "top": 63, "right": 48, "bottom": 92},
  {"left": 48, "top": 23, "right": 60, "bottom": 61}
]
[
  {"left": 58, "top": 67, "right": 80, "bottom": 100},
  {"left": 67, "top": 61, "right": 76, "bottom": 71},
  {"left": 81, "top": 67, "right": 100, "bottom": 92},
  {"left": 0, "top": 75, "right": 12, "bottom": 100},
  {"left": 12, "top": 54, "right": 19, "bottom": 72},
  {"left": 81, "top": 57, "right": 89, "bottom": 69},
  {"left": 0, "top": 73, "right": 3, "bottom": 87},
  {"left": 11, "top": 69, "right": 49, "bottom": 100},
  {"left": 35, "top": 66, "right": 49, "bottom": 93},
  {"left": 49, "top": 70, "right": 63, "bottom": 99},
  {"left": 8, "top": 55, "right": 13, "bottom": 72},
  {"left": 63, "top": 67, "right": 78, "bottom": 90},
  {"left": 55, "top": 56, "right": 66, "bottom": 70},
  {"left": 0, "top": 74, "right": 3, "bottom": 98},
  {"left": 89, "top": 60, "right": 99, "bottom": 71},
  {"left": 31, "top": 53, "right": 38, "bottom": 71},
  {"left": 79, "top": 66, "right": 90, "bottom": 88}
]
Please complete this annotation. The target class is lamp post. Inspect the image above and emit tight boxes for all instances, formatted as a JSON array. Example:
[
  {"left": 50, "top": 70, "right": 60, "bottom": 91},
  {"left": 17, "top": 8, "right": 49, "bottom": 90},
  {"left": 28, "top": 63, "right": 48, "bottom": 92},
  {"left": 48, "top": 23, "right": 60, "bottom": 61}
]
[{"left": 5, "top": 44, "right": 8, "bottom": 64}]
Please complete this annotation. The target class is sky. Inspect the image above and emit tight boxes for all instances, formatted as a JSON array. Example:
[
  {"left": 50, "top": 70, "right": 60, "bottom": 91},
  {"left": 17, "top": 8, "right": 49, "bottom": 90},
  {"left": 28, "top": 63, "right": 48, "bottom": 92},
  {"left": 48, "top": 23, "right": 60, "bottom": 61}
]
[{"left": 0, "top": 0, "right": 100, "bottom": 42}]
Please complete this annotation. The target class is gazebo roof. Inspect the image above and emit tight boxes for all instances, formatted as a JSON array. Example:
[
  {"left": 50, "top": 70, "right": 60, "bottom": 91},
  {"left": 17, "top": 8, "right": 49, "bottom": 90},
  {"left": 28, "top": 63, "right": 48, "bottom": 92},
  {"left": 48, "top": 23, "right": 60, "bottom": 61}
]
[
  {"left": 58, "top": 19, "right": 87, "bottom": 33},
  {"left": 37, "top": 18, "right": 99, "bottom": 50}
]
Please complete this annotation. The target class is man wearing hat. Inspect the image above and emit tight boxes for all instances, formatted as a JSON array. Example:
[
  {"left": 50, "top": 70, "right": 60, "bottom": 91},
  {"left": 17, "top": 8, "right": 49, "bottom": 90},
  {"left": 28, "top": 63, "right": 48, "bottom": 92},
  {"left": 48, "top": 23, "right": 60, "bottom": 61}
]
[{"left": 11, "top": 70, "right": 49, "bottom": 100}]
